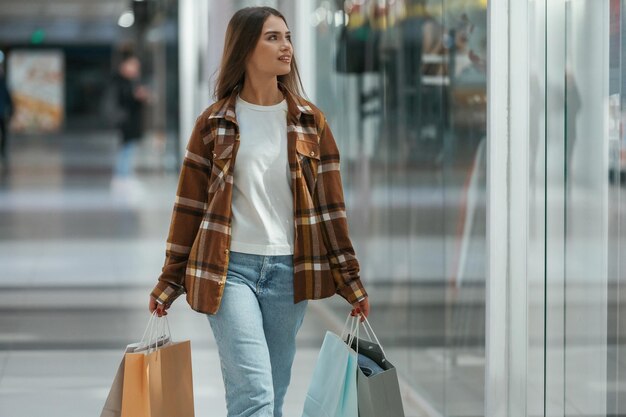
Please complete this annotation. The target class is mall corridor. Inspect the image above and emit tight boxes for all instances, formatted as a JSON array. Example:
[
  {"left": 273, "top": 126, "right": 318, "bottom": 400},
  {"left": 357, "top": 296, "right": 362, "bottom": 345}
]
[
  {"left": 1, "top": 0, "right": 625, "bottom": 416},
  {"left": 0, "top": 129, "right": 463, "bottom": 417}
]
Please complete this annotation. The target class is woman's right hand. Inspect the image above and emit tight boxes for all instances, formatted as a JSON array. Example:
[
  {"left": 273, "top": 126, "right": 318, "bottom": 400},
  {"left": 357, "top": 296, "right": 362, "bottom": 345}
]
[{"left": 149, "top": 296, "right": 169, "bottom": 317}]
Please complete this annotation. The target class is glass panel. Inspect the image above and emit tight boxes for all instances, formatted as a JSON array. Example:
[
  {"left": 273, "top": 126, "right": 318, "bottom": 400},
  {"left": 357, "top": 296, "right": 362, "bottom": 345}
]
[
  {"left": 312, "top": 1, "right": 487, "bottom": 414},
  {"left": 527, "top": 1, "right": 548, "bottom": 416},
  {"left": 608, "top": 2, "right": 626, "bottom": 415},
  {"left": 544, "top": 1, "right": 568, "bottom": 415},
  {"left": 607, "top": 0, "right": 625, "bottom": 414},
  {"left": 563, "top": 1, "right": 609, "bottom": 415},
  {"left": 522, "top": 1, "right": 625, "bottom": 415}
]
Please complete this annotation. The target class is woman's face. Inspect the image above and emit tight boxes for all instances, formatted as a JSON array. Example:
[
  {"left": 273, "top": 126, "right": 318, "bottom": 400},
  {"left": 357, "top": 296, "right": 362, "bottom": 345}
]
[{"left": 246, "top": 15, "right": 293, "bottom": 78}]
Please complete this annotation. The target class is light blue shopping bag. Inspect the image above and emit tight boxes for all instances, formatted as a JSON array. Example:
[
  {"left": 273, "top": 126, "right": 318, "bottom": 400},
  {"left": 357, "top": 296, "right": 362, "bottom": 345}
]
[{"left": 302, "top": 315, "right": 360, "bottom": 417}]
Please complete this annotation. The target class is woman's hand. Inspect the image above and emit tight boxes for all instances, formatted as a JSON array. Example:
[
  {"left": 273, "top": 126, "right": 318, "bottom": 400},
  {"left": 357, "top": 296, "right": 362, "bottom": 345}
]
[
  {"left": 149, "top": 296, "right": 169, "bottom": 317},
  {"left": 350, "top": 297, "right": 370, "bottom": 322}
]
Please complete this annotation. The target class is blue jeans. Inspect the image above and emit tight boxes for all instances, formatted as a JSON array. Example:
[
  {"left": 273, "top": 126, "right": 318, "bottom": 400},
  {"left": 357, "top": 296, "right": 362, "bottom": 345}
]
[
  {"left": 207, "top": 250, "right": 308, "bottom": 417},
  {"left": 113, "top": 141, "right": 138, "bottom": 177}
]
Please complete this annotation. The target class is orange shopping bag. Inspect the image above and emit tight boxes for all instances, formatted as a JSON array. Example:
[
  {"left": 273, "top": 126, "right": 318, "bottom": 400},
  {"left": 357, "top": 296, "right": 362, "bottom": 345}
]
[
  {"left": 121, "top": 340, "right": 195, "bottom": 417},
  {"left": 101, "top": 311, "right": 195, "bottom": 417}
]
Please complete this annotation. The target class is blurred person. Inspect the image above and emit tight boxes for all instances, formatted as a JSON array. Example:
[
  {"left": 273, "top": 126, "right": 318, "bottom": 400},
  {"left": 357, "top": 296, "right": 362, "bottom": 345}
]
[
  {"left": 110, "top": 52, "right": 150, "bottom": 193},
  {"left": 148, "top": 7, "right": 370, "bottom": 417},
  {"left": 0, "top": 65, "right": 13, "bottom": 166}
]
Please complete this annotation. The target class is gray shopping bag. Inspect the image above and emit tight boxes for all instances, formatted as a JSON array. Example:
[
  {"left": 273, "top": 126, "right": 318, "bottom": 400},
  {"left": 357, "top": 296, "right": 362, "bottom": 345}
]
[
  {"left": 346, "top": 320, "right": 405, "bottom": 417},
  {"left": 100, "top": 357, "right": 125, "bottom": 417}
]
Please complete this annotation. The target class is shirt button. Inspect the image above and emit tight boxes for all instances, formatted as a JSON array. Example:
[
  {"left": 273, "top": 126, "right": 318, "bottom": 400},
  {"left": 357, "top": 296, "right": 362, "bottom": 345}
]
[
  {"left": 224, "top": 249, "right": 229, "bottom": 254},
  {"left": 213, "top": 152, "right": 217, "bottom": 158},
  {"left": 310, "top": 151, "right": 315, "bottom": 157}
]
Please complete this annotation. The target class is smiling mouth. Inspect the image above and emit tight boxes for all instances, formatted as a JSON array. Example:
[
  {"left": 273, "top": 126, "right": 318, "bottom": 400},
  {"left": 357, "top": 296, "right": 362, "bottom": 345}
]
[{"left": 279, "top": 57, "right": 291, "bottom": 63}]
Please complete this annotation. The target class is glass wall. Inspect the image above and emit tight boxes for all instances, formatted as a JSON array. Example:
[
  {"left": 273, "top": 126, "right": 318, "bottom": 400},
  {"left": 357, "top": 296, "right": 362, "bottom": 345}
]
[
  {"left": 509, "top": 1, "right": 625, "bottom": 415},
  {"left": 561, "top": 1, "right": 622, "bottom": 415},
  {"left": 311, "top": 1, "right": 488, "bottom": 415},
  {"left": 608, "top": 3, "right": 626, "bottom": 414}
]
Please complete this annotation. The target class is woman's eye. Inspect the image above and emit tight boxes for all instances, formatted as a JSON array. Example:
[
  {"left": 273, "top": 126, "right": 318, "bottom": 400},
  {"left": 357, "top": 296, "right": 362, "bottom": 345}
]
[{"left": 267, "top": 34, "right": 290, "bottom": 42}]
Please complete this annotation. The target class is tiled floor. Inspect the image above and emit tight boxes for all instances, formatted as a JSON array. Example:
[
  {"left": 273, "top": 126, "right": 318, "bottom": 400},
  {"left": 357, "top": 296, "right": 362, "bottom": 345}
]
[
  {"left": 0, "top": 348, "right": 316, "bottom": 416},
  {"left": 0, "top": 305, "right": 319, "bottom": 417},
  {"left": 0, "top": 290, "right": 431, "bottom": 417},
  {"left": 0, "top": 131, "right": 485, "bottom": 417}
]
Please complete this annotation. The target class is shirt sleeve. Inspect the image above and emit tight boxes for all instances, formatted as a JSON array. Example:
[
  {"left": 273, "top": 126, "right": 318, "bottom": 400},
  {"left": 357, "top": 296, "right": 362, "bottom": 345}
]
[
  {"left": 314, "top": 115, "right": 368, "bottom": 305},
  {"left": 150, "top": 113, "right": 212, "bottom": 306}
]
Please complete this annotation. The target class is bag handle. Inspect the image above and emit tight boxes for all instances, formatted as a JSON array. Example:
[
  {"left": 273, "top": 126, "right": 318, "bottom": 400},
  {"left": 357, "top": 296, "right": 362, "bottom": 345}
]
[
  {"left": 147, "top": 314, "right": 172, "bottom": 354},
  {"left": 139, "top": 311, "right": 158, "bottom": 346},
  {"left": 137, "top": 311, "right": 172, "bottom": 354},
  {"left": 343, "top": 313, "right": 388, "bottom": 362},
  {"left": 359, "top": 315, "right": 388, "bottom": 361},
  {"left": 342, "top": 313, "right": 361, "bottom": 357},
  {"left": 347, "top": 315, "right": 360, "bottom": 357},
  {"left": 340, "top": 313, "right": 353, "bottom": 340}
]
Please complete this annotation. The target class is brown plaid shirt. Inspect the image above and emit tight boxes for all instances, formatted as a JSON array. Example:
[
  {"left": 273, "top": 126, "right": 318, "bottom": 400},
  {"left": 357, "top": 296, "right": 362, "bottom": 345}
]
[{"left": 150, "top": 83, "right": 368, "bottom": 314}]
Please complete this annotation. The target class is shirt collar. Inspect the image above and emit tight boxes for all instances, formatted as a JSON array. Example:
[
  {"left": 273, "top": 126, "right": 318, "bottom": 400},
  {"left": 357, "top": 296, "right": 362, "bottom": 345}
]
[{"left": 208, "top": 81, "right": 314, "bottom": 126}]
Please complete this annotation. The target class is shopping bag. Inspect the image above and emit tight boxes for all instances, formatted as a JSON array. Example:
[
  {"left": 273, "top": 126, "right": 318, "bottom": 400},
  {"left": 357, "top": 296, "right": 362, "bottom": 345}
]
[
  {"left": 100, "top": 311, "right": 194, "bottom": 417},
  {"left": 346, "top": 317, "right": 405, "bottom": 417},
  {"left": 302, "top": 314, "right": 360, "bottom": 417},
  {"left": 100, "top": 358, "right": 125, "bottom": 417},
  {"left": 100, "top": 326, "right": 170, "bottom": 417},
  {"left": 121, "top": 340, "right": 195, "bottom": 417}
]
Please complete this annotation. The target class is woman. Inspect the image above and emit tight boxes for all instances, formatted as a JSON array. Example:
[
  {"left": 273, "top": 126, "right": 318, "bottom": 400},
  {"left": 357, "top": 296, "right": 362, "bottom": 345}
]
[{"left": 149, "top": 6, "right": 370, "bottom": 417}]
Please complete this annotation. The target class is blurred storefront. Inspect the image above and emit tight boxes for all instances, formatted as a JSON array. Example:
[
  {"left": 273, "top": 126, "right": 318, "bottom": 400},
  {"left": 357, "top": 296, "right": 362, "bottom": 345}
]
[
  {"left": 308, "top": 1, "right": 488, "bottom": 415},
  {"left": 0, "top": 0, "right": 181, "bottom": 171}
]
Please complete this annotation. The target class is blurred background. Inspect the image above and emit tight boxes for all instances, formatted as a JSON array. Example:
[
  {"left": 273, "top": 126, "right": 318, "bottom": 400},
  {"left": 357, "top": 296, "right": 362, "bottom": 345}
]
[{"left": 0, "top": 0, "right": 623, "bottom": 417}]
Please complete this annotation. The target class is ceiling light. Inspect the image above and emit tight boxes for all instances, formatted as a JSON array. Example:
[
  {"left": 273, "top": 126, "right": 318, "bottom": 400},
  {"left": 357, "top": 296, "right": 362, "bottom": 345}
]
[{"left": 118, "top": 11, "right": 135, "bottom": 28}]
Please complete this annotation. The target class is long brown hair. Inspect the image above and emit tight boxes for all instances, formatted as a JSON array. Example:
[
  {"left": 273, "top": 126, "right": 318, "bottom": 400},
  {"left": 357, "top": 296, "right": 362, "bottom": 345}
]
[{"left": 213, "top": 6, "right": 306, "bottom": 101}]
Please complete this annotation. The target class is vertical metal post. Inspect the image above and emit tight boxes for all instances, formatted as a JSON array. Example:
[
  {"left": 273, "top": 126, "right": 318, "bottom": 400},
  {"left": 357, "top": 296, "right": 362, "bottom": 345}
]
[{"left": 486, "top": 0, "right": 510, "bottom": 415}]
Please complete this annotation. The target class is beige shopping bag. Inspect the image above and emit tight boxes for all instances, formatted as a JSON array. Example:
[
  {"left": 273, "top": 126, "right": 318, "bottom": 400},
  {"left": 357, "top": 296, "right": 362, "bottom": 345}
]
[
  {"left": 149, "top": 340, "right": 195, "bottom": 417},
  {"left": 101, "top": 339, "right": 168, "bottom": 417},
  {"left": 121, "top": 340, "right": 195, "bottom": 417}
]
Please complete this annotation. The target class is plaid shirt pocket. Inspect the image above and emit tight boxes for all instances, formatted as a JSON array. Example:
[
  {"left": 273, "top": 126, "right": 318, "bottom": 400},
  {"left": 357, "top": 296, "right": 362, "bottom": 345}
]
[
  {"left": 209, "top": 142, "right": 235, "bottom": 194},
  {"left": 295, "top": 139, "right": 321, "bottom": 195}
]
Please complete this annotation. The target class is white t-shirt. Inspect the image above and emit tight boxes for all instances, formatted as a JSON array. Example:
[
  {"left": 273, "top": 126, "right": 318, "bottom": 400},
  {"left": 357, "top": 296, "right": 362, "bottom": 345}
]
[{"left": 229, "top": 94, "right": 294, "bottom": 255}]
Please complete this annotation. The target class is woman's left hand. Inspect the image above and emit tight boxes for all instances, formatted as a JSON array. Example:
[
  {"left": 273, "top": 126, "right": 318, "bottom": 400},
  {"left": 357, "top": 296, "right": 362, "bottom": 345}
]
[{"left": 351, "top": 297, "right": 370, "bottom": 322}]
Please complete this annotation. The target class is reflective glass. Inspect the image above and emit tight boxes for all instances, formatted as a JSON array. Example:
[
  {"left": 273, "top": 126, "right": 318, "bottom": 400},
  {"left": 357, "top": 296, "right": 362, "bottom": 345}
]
[
  {"left": 529, "top": 1, "right": 625, "bottom": 415},
  {"left": 312, "top": 1, "right": 487, "bottom": 414}
]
